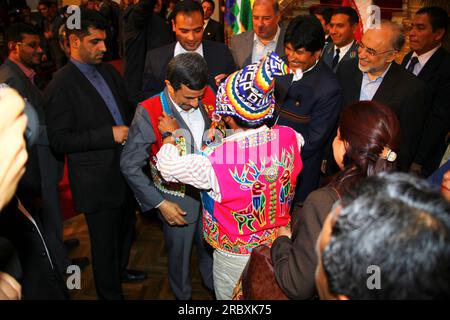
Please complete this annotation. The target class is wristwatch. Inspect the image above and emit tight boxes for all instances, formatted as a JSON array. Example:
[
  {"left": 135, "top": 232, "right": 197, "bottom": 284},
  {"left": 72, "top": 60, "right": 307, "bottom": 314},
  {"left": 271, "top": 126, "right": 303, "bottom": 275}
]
[{"left": 161, "top": 131, "right": 173, "bottom": 140}]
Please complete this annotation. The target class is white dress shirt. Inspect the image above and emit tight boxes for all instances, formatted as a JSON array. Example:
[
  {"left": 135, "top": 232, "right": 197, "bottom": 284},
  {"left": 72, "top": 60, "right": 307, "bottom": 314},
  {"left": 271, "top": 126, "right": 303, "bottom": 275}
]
[
  {"left": 168, "top": 94, "right": 205, "bottom": 151},
  {"left": 252, "top": 27, "right": 281, "bottom": 64},
  {"left": 335, "top": 40, "right": 355, "bottom": 63},
  {"left": 174, "top": 41, "right": 204, "bottom": 57},
  {"left": 406, "top": 45, "right": 441, "bottom": 76}
]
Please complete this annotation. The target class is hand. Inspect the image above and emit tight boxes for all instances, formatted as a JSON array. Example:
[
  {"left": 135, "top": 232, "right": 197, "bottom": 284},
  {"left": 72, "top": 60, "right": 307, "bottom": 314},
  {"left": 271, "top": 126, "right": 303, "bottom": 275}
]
[
  {"left": 214, "top": 73, "right": 228, "bottom": 87},
  {"left": 0, "top": 87, "right": 28, "bottom": 211},
  {"left": 158, "top": 200, "right": 187, "bottom": 226},
  {"left": 0, "top": 272, "right": 21, "bottom": 300},
  {"left": 410, "top": 162, "right": 423, "bottom": 176},
  {"left": 112, "top": 125, "right": 129, "bottom": 145},
  {"left": 158, "top": 112, "right": 179, "bottom": 134},
  {"left": 277, "top": 225, "right": 292, "bottom": 239}
]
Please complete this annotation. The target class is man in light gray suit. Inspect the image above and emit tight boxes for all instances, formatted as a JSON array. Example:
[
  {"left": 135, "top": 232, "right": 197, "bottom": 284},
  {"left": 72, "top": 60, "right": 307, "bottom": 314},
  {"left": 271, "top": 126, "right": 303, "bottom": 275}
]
[
  {"left": 120, "top": 53, "right": 214, "bottom": 300},
  {"left": 230, "top": 0, "right": 285, "bottom": 69},
  {"left": 321, "top": 6, "right": 359, "bottom": 73}
]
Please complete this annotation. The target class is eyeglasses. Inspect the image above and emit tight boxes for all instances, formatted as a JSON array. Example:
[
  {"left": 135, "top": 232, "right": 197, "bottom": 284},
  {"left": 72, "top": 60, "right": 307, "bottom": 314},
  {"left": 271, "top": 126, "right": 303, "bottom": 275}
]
[
  {"left": 357, "top": 41, "right": 397, "bottom": 56},
  {"left": 16, "top": 42, "right": 41, "bottom": 50}
]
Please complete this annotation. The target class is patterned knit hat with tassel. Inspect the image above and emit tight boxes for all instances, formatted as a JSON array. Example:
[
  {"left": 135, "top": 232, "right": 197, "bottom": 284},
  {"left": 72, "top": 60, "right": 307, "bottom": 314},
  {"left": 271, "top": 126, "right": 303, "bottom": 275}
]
[{"left": 215, "top": 52, "right": 293, "bottom": 124}]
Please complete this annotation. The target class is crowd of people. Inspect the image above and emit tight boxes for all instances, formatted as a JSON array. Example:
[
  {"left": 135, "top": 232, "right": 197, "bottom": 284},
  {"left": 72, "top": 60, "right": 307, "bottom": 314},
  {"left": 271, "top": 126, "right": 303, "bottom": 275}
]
[{"left": 0, "top": 0, "right": 450, "bottom": 300}]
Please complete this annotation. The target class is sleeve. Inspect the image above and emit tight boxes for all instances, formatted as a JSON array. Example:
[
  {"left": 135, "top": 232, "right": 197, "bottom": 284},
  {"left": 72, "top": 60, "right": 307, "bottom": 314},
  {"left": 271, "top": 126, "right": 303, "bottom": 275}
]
[
  {"left": 414, "top": 67, "right": 450, "bottom": 166},
  {"left": 156, "top": 144, "right": 220, "bottom": 194},
  {"left": 120, "top": 105, "right": 165, "bottom": 211},
  {"left": 398, "top": 79, "right": 428, "bottom": 171},
  {"left": 300, "top": 85, "right": 342, "bottom": 160},
  {"left": 270, "top": 188, "right": 335, "bottom": 299},
  {"left": 44, "top": 79, "right": 116, "bottom": 154}
]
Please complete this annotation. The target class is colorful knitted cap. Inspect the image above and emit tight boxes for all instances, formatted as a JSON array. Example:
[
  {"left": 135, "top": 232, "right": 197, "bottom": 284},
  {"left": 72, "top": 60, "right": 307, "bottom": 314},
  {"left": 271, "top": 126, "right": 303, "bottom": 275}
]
[{"left": 215, "top": 52, "right": 292, "bottom": 123}]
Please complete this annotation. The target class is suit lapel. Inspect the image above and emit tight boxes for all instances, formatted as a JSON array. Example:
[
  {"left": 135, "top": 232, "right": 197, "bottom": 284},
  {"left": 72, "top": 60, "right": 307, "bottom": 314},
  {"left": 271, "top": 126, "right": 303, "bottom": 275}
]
[
  {"left": 342, "top": 41, "right": 359, "bottom": 62},
  {"left": 372, "top": 63, "right": 397, "bottom": 103},
  {"left": 417, "top": 47, "right": 445, "bottom": 79},
  {"left": 275, "top": 74, "right": 293, "bottom": 106},
  {"left": 401, "top": 51, "right": 413, "bottom": 67},
  {"left": 97, "top": 64, "right": 130, "bottom": 124},
  {"left": 68, "top": 62, "right": 117, "bottom": 124},
  {"left": 275, "top": 26, "right": 286, "bottom": 57}
]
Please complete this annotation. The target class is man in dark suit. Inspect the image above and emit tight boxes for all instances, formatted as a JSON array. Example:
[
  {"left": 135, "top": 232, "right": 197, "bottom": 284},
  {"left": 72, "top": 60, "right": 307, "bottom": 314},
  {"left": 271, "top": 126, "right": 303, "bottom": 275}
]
[
  {"left": 230, "top": 0, "right": 285, "bottom": 69},
  {"left": 0, "top": 23, "right": 76, "bottom": 279},
  {"left": 337, "top": 20, "right": 427, "bottom": 171},
  {"left": 275, "top": 16, "right": 342, "bottom": 203},
  {"left": 201, "top": 0, "right": 223, "bottom": 42},
  {"left": 402, "top": 6, "right": 450, "bottom": 177},
  {"left": 121, "top": 53, "right": 214, "bottom": 300},
  {"left": 142, "top": 0, "right": 235, "bottom": 100},
  {"left": 321, "top": 6, "right": 359, "bottom": 73},
  {"left": 310, "top": 6, "right": 333, "bottom": 46},
  {"left": 45, "top": 9, "right": 146, "bottom": 300},
  {"left": 122, "top": 0, "right": 173, "bottom": 106}
]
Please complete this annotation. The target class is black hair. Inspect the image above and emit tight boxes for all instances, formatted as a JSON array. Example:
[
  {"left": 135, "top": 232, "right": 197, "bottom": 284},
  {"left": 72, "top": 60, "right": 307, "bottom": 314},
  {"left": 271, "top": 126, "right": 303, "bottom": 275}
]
[
  {"left": 201, "top": 0, "right": 215, "bottom": 12},
  {"left": 173, "top": 0, "right": 204, "bottom": 20},
  {"left": 66, "top": 8, "right": 108, "bottom": 40},
  {"left": 230, "top": 115, "right": 266, "bottom": 130},
  {"left": 416, "top": 6, "right": 449, "bottom": 34},
  {"left": 166, "top": 52, "right": 208, "bottom": 90},
  {"left": 323, "top": 172, "right": 450, "bottom": 299},
  {"left": 6, "top": 23, "right": 39, "bottom": 45},
  {"left": 332, "top": 6, "right": 359, "bottom": 25},
  {"left": 284, "top": 15, "right": 325, "bottom": 52},
  {"left": 310, "top": 6, "right": 333, "bottom": 25}
]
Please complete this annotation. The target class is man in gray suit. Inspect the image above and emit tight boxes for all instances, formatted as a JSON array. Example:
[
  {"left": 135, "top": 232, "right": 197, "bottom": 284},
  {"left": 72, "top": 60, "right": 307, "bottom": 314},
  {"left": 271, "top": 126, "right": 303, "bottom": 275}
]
[
  {"left": 321, "top": 6, "right": 359, "bottom": 72},
  {"left": 230, "top": 0, "right": 285, "bottom": 69},
  {"left": 120, "top": 53, "right": 214, "bottom": 300}
]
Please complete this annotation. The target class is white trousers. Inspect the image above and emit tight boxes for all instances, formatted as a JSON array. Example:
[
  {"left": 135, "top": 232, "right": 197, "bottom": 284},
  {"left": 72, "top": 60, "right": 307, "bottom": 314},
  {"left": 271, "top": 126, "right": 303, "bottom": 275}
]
[{"left": 213, "top": 249, "right": 250, "bottom": 300}]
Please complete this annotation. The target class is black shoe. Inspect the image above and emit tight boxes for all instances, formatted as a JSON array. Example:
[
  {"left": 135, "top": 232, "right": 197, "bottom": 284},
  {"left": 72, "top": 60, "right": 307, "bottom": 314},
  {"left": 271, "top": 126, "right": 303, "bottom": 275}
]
[
  {"left": 122, "top": 269, "right": 147, "bottom": 283},
  {"left": 64, "top": 238, "right": 80, "bottom": 252},
  {"left": 71, "top": 257, "right": 90, "bottom": 271}
]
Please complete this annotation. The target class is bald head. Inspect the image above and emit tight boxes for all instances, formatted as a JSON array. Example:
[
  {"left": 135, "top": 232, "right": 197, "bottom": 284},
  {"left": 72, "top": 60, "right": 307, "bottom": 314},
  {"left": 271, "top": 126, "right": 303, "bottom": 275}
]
[
  {"left": 358, "top": 20, "right": 403, "bottom": 78},
  {"left": 252, "top": 0, "right": 280, "bottom": 42}
]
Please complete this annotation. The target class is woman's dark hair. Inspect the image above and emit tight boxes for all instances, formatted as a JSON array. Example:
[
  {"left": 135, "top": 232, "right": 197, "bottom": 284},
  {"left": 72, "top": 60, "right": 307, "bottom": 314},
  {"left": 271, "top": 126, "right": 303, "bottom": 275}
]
[{"left": 330, "top": 101, "right": 400, "bottom": 195}]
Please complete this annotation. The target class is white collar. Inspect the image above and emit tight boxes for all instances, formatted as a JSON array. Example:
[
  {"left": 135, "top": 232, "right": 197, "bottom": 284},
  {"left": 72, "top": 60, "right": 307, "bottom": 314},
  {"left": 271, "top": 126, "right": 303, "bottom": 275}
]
[
  {"left": 412, "top": 44, "right": 441, "bottom": 68},
  {"left": 253, "top": 26, "right": 281, "bottom": 45},
  {"left": 168, "top": 92, "right": 197, "bottom": 115},
  {"left": 174, "top": 41, "right": 204, "bottom": 58},
  {"left": 335, "top": 40, "right": 355, "bottom": 58}
]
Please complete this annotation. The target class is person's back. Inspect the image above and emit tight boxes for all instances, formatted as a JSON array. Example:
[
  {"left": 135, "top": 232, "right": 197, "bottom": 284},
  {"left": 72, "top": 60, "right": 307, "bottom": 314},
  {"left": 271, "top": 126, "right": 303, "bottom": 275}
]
[{"left": 316, "top": 172, "right": 450, "bottom": 299}]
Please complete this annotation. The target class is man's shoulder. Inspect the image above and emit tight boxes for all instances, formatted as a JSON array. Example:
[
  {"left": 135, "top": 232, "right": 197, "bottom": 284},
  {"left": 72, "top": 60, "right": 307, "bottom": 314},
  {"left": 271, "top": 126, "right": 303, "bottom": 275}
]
[
  {"left": 0, "top": 59, "right": 21, "bottom": 79},
  {"left": 148, "top": 42, "right": 176, "bottom": 57},
  {"left": 203, "top": 39, "right": 230, "bottom": 52},
  {"left": 388, "top": 62, "right": 425, "bottom": 89},
  {"left": 230, "top": 31, "right": 253, "bottom": 45}
]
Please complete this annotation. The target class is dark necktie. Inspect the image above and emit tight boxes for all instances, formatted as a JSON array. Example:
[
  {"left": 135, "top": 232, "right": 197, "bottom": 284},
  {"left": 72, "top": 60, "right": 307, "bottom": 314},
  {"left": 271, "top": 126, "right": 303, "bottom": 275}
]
[
  {"left": 407, "top": 56, "right": 419, "bottom": 74},
  {"left": 332, "top": 48, "right": 340, "bottom": 69}
]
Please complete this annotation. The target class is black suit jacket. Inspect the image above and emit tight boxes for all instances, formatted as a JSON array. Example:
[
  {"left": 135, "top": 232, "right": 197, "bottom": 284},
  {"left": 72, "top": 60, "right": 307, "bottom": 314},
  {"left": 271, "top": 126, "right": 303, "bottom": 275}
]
[
  {"left": 275, "top": 60, "right": 342, "bottom": 202},
  {"left": 337, "top": 60, "right": 427, "bottom": 171},
  {"left": 203, "top": 18, "right": 224, "bottom": 42},
  {"left": 45, "top": 62, "right": 133, "bottom": 213},
  {"left": 0, "top": 198, "right": 68, "bottom": 300},
  {"left": 0, "top": 59, "right": 45, "bottom": 196},
  {"left": 122, "top": 3, "right": 174, "bottom": 106},
  {"left": 402, "top": 48, "right": 450, "bottom": 175},
  {"left": 141, "top": 40, "right": 236, "bottom": 100}
]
